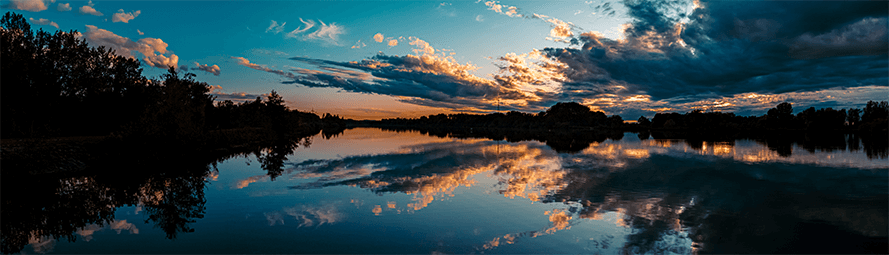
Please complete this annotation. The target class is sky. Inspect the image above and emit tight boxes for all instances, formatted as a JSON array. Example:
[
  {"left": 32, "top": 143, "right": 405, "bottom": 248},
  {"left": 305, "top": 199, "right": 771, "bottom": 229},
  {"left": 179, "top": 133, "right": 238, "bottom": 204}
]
[{"left": 3, "top": 0, "right": 888, "bottom": 120}]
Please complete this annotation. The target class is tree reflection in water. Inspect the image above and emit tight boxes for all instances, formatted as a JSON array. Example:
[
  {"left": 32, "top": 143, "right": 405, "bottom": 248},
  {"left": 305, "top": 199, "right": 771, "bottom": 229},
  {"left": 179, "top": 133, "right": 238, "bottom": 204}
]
[
  {"left": 0, "top": 160, "right": 210, "bottom": 253},
  {"left": 0, "top": 135, "right": 315, "bottom": 254},
  {"left": 2, "top": 128, "right": 886, "bottom": 254},
  {"left": 284, "top": 128, "right": 887, "bottom": 254}
]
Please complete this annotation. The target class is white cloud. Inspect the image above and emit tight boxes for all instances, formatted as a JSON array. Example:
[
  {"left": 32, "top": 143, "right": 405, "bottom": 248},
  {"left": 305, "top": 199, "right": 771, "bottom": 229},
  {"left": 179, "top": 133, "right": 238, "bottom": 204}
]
[
  {"left": 137, "top": 29, "right": 144, "bottom": 35},
  {"left": 7, "top": 0, "right": 48, "bottom": 12},
  {"left": 56, "top": 2, "right": 70, "bottom": 11},
  {"left": 373, "top": 33, "right": 384, "bottom": 43},
  {"left": 304, "top": 20, "right": 344, "bottom": 46},
  {"left": 193, "top": 62, "right": 221, "bottom": 76},
  {"left": 436, "top": 2, "right": 456, "bottom": 17},
  {"left": 268, "top": 18, "right": 345, "bottom": 46},
  {"left": 388, "top": 39, "right": 398, "bottom": 47},
  {"left": 29, "top": 17, "right": 58, "bottom": 29},
  {"left": 79, "top": 1, "right": 102, "bottom": 16},
  {"left": 82, "top": 25, "right": 178, "bottom": 69},
  {"left": 111, "top": 9, "right": 140, "bottom": 23},
  {"left": 284, "top": 18, "right": 314, "bottom": 38},
  {"left": 251, "top": 49, "right": 289, "bottom": 56},
  {"left": 265, "top": 20, "right": 286, "bottom": 34},
  {"left": 476, "top": 15, "right": 484, "bottom": 22}
]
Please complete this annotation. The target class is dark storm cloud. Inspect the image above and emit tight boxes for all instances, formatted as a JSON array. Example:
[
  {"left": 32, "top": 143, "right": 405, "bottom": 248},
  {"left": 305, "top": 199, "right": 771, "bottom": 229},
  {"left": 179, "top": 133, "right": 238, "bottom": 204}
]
[
  {"left": 287, "top": 54, "right": 537, "bottom": 112},
  {"left": 545, "top": 0, "right": 888, "bottom": 101}
]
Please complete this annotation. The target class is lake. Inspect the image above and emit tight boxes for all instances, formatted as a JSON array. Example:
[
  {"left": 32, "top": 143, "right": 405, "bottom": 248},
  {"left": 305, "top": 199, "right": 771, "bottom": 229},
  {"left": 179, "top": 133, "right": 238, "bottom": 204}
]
[{"left": 5, "top": 127, "right": 888, "bottom": 254}]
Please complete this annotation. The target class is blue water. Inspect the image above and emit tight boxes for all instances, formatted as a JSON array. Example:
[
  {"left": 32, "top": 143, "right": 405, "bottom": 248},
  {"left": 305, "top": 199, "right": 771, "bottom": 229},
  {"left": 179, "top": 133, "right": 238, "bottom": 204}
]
[{"left": 14, "top": 128, "right": 888, "bottom": 254}]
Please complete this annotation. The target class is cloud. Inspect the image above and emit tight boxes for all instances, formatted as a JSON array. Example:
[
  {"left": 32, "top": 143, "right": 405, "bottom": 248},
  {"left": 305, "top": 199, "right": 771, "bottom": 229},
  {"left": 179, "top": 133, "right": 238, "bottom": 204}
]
[
  {"left": 528, "top": 0, "right": 888, "bottom": 115},
  {"left": 285, "top": 18, "right": 314, "bottom": 38},
  {"left": 208, "top": 85, "right": 267, "bottom": 101},
  {"left": 479, "top": 2, "right": 582, "bottom": 43},
  {"left": 29, "top": 17, "right": 58, "bottom": 29},
  {"left": 351, "top": 40, "right": 366, "bottom": 49},
  {"left": 255, "top": 0, "right": 887, "bottom": 116},
  {"left": 231, "top": 56, "right": 295, "bottom": 79},
  {"left": 275, "top": 17, "right": 346, "bottom": 46},
  {"left": 82, "top": 25, "right": 178, "bottom": 69},
  {"left": 304, "top": 20, "right": 344, "bottom": 46},
  {"left": 251, "top": 49, "right": 289, "bottom": 56},
  {"left": 270, "top": 18, "right": 345, "bottom": 46},
  {"left": 285, "top": 37, "right": 548, "bottom": 113},
  {"left": 79, "top": 1, "right": 102, "bottom": 16},
  {"left": 137, "top": 29, "right": 144, "bottom": 35},
  {"left": 436, "top": 1, "right": 456, "bottom": 17},
  {"left": 485, "top": 1, "right": 521, "bottom": 18},
  {"left": 387, "top": 39, "right": 398, "bottom": 47},
  {"left": 790, "top": 17, "right": 888, "bottom": 59},
  {"left": 111, "top": 9, "right": 140, "bottom": 23},
  {"left": 476, "top": 15, "right": 484, "bottom": 22},
  {"left": 80, "top": 1, "right": 104, "bottom": 16},
  {"left": 266, "top": 20, "right": 286, "bottom": 34},
  {"left": 56, "top": 2, "right": 70, "bottom": 11},
  {"left": 193, "top": 62, "right": 220, "bottom": 76},
  {"left": 541, "top": 16, "right": 574, "bottom": 41},
  {"left": 7, "top": 0, "right": 48, "bottom": 12},
  {"left": 373, "top": 33, "right": 384, "bottom": 43}
]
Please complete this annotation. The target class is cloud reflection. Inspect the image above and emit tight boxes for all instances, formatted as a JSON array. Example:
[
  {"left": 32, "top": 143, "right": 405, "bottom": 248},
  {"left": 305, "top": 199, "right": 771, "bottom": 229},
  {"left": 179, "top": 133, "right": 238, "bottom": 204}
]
[
  {"left": 264, "top": 203, "right": 343, "bottom": 228},
  {"left": 282, "top": 128, "right": 885, "bottom": 253}
]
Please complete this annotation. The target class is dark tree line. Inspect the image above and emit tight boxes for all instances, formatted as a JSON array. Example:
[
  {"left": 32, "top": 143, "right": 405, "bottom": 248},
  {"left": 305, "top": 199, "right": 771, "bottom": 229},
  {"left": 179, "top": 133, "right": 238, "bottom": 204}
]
[
  {"left": 367, "top": 102, "right": 624, "bottom": 129},
  {"left": 645, "top": 101, "right": 889, "bottom": 133},
  {"left": 361, "top": 100, "right": 887, "bottom": 134},
  {"left": 1, "top": 12, "right": 338, "bottom": 144},
  {"left": 1, "top": 12, "right": 152, "bottom": 137}
]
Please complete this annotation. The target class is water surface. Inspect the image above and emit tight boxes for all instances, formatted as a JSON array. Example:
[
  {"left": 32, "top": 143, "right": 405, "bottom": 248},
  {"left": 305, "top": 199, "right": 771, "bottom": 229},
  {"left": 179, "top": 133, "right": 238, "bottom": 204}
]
[{"left": 8, "top": 128, "right": 888, "bottom": 254}]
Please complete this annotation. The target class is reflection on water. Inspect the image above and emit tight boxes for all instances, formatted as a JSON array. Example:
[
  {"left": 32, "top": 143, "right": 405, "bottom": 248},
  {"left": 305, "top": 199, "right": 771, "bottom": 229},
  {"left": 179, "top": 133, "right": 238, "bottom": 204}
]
[{"left": 3, "top": 128, "right": 887, "bottom": 254}]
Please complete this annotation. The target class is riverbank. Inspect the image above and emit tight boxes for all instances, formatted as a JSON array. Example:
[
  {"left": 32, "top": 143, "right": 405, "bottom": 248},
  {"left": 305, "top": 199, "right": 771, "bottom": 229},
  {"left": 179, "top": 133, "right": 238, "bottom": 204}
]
[{"left": 0, "top": 124, "right": 344, "bottom": 176}]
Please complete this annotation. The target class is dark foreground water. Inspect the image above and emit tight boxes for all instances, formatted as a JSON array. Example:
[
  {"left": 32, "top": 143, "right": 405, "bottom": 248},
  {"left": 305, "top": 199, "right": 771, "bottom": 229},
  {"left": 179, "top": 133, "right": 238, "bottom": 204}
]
[{"left": 5, "top": 128, "right": 888, "bottom": 254}]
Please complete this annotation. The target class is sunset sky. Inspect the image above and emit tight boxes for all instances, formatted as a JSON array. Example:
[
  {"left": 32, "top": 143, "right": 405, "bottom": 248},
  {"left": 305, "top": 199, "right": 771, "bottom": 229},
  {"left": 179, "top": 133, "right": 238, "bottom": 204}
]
[{"left": 5, "top": 0, "right": 888, "bottom": 120}]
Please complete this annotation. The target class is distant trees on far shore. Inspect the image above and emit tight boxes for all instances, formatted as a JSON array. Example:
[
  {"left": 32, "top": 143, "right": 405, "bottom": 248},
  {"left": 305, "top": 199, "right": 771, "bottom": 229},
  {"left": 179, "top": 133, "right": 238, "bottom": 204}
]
[
  {"left": 367, "top": 101, "right": 888, "bottom": 133},
  {"left": 645, "top": 101, "right": 888, "bottom": 132}
]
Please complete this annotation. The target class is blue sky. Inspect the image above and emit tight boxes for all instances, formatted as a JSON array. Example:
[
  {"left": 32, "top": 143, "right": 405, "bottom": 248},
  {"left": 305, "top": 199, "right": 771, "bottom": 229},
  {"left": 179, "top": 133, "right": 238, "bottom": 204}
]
[{"left": 4, "top": 0, "right": 887, "bottom": 119}]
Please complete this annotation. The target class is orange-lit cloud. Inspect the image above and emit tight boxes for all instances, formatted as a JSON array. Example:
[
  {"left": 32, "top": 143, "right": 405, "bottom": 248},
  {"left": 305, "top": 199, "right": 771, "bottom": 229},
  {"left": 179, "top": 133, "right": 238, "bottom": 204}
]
[
  {"left": 112, "top": 9, "right": 140, "bottom": 23},
  {"left": 29, "top": 17, "right": 58, "bottom": 29},
  {"left": 8, "top": 0, "right": 47, "bottom": 12},
  {"left": 373, "top": 33, "right": 384, "bottom": 42},
  {"left": 485, "top": 1, "right": 521, "bottom": 18},
  {"left": 56, "top": 2, "right": 70, "bottom": 11},
  {"left": 232, "top": 56, "right": 295, "bottom": 79},
  {"left": 193, "top": 62, "right": 221, "bottom": 76},
  {"left": 79, "top": 1, "right": 102, "bottom": 16},
  {"left": 82, "top": 25, "right": 179, "bottom": 69}
]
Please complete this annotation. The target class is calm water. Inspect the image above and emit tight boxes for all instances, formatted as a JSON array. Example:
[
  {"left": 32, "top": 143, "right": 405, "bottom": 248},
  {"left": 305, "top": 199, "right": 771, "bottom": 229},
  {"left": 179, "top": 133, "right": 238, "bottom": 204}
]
[{"left": 7, "top": 128, "right": 888, "bottom": 254}]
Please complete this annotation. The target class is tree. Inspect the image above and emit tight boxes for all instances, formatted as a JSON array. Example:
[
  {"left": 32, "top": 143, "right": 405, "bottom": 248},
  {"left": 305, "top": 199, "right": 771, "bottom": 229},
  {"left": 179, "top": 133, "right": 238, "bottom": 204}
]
[
  {"left": 638, "top": 116, "right": 651, "bottom": 126},
  {"left": 1, "top": 12, "right": 149, "bottom": 137},
  {"left": 862, "top": 101, "right": 889, "bottom": 123},
  {"left": 776, "top": 102, "right": 793, "bottom": 116},
  {"left": 121, "top": 67, "right": 213, "bottom": 142},
  {"left": 847, "top": 108, "right": 861, "bottom": 126}
]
